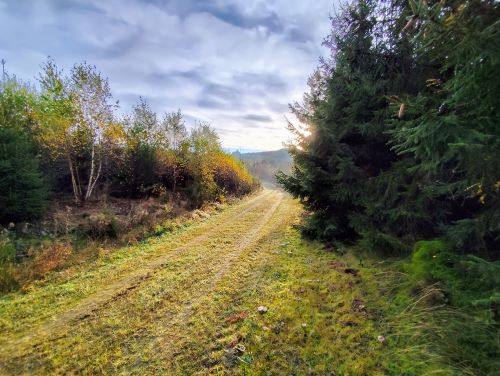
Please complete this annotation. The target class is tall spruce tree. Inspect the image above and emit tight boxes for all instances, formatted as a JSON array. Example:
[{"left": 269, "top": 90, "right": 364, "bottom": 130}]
[{"left": 279, "top": 0, "right": 424, "bottom": 249}]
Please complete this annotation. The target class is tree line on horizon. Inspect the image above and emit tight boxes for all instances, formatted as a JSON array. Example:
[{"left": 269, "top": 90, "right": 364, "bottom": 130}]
[
  {"left": 234, "top": 149, "right": 292, "bottom": 188},
  {"left": 0, "top": 59, "right": 258, "bottom": 224}
]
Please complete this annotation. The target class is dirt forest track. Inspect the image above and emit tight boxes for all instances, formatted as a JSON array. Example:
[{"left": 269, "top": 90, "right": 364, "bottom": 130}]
[
  {"left": 0, "top": 189, "right": 384, "bottom": 375},
  {"left": 0, "top": 190, "right": 288, "bottom": 371}
]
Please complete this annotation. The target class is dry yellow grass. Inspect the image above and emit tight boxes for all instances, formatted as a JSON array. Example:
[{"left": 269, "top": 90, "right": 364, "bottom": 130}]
[{"left": 0, "top": 190, "right": 387, "bottom": 375}]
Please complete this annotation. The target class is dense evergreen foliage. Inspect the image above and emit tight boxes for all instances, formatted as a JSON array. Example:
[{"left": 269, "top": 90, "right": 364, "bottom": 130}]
[
  {"left": 278, "top": 0, "right": 499, "bottom": 258},
  {"left": 0, "top": 127, "right": 47, "bottom": 223},
  {"left": 0, "top": 82, "right": 47, "bottom": 223}
]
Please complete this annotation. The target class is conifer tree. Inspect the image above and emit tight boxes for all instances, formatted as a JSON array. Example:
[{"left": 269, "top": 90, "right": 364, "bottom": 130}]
[
  {"left": 279, "top": 0, "right": 421, "bottom": 246},
  {"left": 0, "top": 81, "right": 47, "bottom": 222},
  {"left": 279, "top": 0, "right": 499, "bottom": 256}
]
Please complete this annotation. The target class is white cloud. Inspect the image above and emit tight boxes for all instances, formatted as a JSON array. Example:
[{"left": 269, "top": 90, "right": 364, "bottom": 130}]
[{"left": 0, "top": 0, "right": 335, "bottom": 150}]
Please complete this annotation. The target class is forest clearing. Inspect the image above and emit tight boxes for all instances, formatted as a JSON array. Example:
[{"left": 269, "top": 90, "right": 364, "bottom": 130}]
[{"left": 1, "top": 0, "right": 499, "bottom": 374}]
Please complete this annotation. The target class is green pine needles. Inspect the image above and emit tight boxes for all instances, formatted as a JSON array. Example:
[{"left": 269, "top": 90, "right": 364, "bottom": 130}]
[{"left": 278, "top": 0, "right": 500, "bottom": 257}]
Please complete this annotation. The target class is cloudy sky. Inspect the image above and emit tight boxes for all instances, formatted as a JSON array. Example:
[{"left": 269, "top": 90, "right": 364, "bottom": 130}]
[{"left": 0, "top": 0, "right": 335, "bottom": 151}]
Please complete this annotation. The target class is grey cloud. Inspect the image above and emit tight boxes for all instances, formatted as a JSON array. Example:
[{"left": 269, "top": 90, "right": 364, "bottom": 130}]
[
  {"left": 95, "top": 28, "right": 144, "bottom": 59},
  {"left": 204, "top": 83, "right": 242, "bottom": 101},
  {"left": 201, "top": 5, "right": 283, "bottom": 34},
  {"left": 234, "top": 72, "right": 287, "bottom": 91},
  {"left": 149, "top": 0, "right": 284, "bottom": 33},
  {"left": 243, "top": 114, "right": 273, "bottom": 123},
  {"left": 196, "top": 97, "right": 227, "bottom": 110}
]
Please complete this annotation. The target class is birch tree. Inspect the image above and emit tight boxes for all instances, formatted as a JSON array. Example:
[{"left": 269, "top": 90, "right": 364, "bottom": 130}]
[
  {"left": 69, "top": 62, "right": 115, "bottom": 201},
  {"left": 160, "top": 110, "right": 187, "bottom": 193},
  {"left": 37, "top": 59, "right": 116, "bottom": 202}
]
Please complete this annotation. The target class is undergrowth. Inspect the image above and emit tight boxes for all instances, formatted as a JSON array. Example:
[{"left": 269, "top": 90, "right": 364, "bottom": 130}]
[
  {"left": 355, "top": 240, "right": 500, "bottom": 375},
  {"left": 0, "top": 197, "right": 235, "bottom": 294}
]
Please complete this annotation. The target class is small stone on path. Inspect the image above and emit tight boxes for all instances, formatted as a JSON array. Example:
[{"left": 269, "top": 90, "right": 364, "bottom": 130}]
[{"left": 257, "top": 305, "right": 268, "bottom": 313}]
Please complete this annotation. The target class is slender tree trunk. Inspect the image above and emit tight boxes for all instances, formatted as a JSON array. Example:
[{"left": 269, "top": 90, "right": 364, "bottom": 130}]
[
  {"left": 65, "top": 136, "right": 82, "bottom": 203},
  {"left": 172, "top": 164, "right": 177, "bottom": 193},
  {"left": 75, "top": 162, "right": 83, "bottom": 200},
  {"left": 85, "top": 143, "right": 96, "bottom": 200},
  {"left": 85, "top": 143, "right": 102, "bottom": 201},
  {"left": 67, "top": 152, "right": 80, "bottom": 203},
  {"left": 87, "top": 156, "right": 102, "bottom": 200}
]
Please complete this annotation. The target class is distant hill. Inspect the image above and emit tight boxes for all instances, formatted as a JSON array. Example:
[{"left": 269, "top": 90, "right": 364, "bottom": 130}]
[{"left": 233, "top": 149, "right": 292, "bottom": 188}]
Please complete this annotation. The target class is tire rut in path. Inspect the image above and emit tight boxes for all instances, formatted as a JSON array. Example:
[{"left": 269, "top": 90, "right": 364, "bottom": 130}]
[{"left": 133, "top": 191, "right": 285, "bottom": 361}]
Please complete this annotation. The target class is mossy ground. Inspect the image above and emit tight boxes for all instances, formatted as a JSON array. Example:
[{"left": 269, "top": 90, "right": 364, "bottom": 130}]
[{"left": 0, "top": 190, "right": 461, "bottom": 375}]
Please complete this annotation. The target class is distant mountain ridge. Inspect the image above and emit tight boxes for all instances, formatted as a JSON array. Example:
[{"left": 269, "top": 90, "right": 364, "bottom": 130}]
[{"left": 233, "top": 149, "right": 292, "bottom": 188}]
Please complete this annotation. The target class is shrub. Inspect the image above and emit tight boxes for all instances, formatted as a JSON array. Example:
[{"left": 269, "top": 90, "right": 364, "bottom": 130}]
[
  {"left": 83, "top": 212, "right": 121, "bottom": 239},
  {"left": 0, "top": 234, "right": 18, "bottom": 292},
  {"left": 459, "top": 256, "right": 500, "bottom": 294},
  {"left": 187, "top": 150, "right": 255, "bottom": 207},
  {"left": 359, "top": 231, "right": 409, "bottom": 256},
  {"left": 405, "top": 240, "right": 500, "bottom": 321},
  {"left": 0, "top": 234, "right": 16, "bottom": 264},
  {"left": 0, "top": 263, "right": 18, "bottom": 292},
  {"left": 405, "top": 240, "right": 455, "bottom": 283},
  {"left": 30, "top": 243, "right": 72, "bottom": 277}
]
